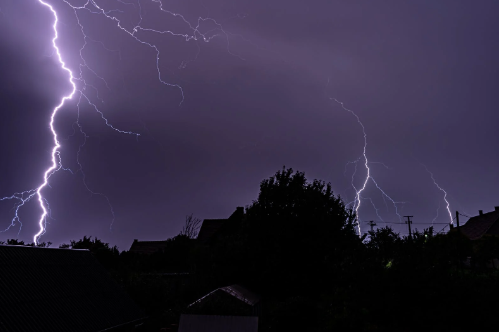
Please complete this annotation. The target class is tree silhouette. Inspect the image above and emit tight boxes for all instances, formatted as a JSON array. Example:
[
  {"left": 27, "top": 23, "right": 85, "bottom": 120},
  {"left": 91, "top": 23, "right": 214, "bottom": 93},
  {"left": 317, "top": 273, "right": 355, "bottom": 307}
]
[
  {"left": 180, "top": 214, "right": 202, "bottom": 239},
  {"left": 60, "top": 236, "right": 120, "bottom": 270},
  {"left": 0, "top": 239, "right": 52, "bottom": 247},
  {"left": 201, "top": 166, "right": 361, "bottom": 303}
]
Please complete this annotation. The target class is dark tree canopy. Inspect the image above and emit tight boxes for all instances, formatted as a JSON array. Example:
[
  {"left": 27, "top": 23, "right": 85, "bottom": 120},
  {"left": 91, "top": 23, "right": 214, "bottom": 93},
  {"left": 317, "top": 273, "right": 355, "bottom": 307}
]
[
  {"left": 208, "top": 167, "right": 361, "bottom": 296},
  {"left": 59, "top": 236, "right": 120, "bottom": 269},
  {"left": 0, "top": 239, "right": 51, "bottom": 247},
  {"left": 246, "top": 167, "right": 357, "bottom": 235}
]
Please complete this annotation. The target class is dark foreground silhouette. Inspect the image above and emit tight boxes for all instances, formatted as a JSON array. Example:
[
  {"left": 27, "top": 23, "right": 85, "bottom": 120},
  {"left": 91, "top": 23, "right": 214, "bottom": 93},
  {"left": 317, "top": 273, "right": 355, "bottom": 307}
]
[{"left": 3, "top": 167, "right": 499, "bottom": 331}]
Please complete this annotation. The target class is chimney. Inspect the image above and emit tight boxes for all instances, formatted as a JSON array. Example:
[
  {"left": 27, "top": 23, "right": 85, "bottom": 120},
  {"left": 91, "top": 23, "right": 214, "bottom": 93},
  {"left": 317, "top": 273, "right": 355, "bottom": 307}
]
[
  {"left": 495, "top": 206, "right": 499, "bottom": 212},
  {"left": 479, "top": 210, "right": 483, "bottom": 216}
]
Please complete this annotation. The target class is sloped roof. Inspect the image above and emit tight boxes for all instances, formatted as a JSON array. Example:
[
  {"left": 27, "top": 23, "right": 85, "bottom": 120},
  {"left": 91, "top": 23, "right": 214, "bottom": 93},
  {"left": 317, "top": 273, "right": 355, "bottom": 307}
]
[
  {"left": 178, "top": 314, "right": 258, "bottom": 332},
  {"left": 460, "top": 209, "right": 499, "bottom": 240},
  {"left": 129, "top": 240, "right": 168, "bottom": 254},
  {"left": 188, "top": 284, "right": 261, "bottom": 308},
  {"left": 219, "top": 285, "right": 261, "bottom": 306},
  {"left": 0, "top": 245, "right": 145, "bottom": 332},
  {"left": 196, "top": 219, "right": 227, "bottom": 244},
  {"left": 196, "top": 207, "right": 245, "bottom": 244}
]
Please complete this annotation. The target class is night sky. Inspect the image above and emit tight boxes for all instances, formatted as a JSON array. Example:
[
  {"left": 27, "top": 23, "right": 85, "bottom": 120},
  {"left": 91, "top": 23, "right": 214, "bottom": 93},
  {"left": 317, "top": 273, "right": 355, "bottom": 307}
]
[{"left": 1, "top": 0, "right": 498, "bottom": 250}]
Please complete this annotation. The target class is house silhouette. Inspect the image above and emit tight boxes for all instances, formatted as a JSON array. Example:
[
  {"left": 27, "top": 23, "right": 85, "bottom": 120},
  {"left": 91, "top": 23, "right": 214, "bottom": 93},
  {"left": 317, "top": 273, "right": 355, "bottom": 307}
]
[
  {"left": 197, "top": 207, "right": 244, "bottom": 244},
  {"left": 459, "top": 207, "right": 499, "bottom": 240}
]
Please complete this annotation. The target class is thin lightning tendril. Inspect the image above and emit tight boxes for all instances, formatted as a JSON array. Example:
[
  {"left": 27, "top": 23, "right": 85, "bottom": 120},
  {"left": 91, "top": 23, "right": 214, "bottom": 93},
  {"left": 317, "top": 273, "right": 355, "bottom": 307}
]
[
  {"left": 432, "top": 201, "right": 441, "bottom": 226},
  {"left": 419, "top": 163, "right": 453, "bottom": 225},
  {"left": 331, "top": 98, "right": 368, "bottom": 235},
  {"left": 75, "top": 93, "right": 117, "bottom": 227},
  {"left": 0, "top": 190, "right": 37, "bottom": 235}
]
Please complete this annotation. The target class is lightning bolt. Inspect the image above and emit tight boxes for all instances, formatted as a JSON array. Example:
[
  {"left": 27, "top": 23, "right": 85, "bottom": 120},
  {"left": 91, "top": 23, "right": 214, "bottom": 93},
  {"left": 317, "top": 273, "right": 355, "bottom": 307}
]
[
  {"left": 419, "top": 162, "right": 453, "bottom": 225},
  {"left": 1, "top": 0, "right": 142, "bottom": 243},
  {"left": 30, "top": 0, "right": 78, "bottom": 244},
  {"left": 4, "top": 1, "right": 441, "bottom": 244},
  {"left": 329, "top": 96, "right": 405, "bottom": 236},
  {"left": 1, "top": 0, "right": 262, "bottom": 244},
  {"left": 432, "top": 201, "right": 441, "bottom": 226},
  {"left": 325, "top": 74, "right": 453, "bottom": 235},
  {"left": 0, "top": 190, "right": 37, "bottom": 235}
]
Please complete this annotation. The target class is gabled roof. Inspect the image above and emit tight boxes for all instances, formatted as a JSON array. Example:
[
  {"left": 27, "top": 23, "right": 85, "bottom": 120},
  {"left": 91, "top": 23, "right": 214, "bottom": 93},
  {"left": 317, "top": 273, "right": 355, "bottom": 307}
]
[
  {"left": 196, "top": 219, "right": 227, "bottom": 244},
  {"left": 178, "top": 314, "right": 258, "bottom": 332},
  {"left": 196, "top": 207, "right": 245, "bottom": 244},
  {"left": 459, "top": 208, "right": 499, "bottom": 240},
  {"left": 219, "top": 285, "right": 261, "bottom": 306},
  {"left": 0, "top": 245, "right": 145, "bottom": 332},
  {"left": 188, "top": 284, "right": 261, "bottom": 308},
  {"left": 129, "top": 239, "right": 168, "bottom": 254}
]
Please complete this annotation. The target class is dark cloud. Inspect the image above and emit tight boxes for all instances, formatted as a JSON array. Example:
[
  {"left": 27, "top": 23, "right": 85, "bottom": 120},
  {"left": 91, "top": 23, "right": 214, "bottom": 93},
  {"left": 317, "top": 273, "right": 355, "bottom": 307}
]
[{"left": 1, "top": 0, "right": 498, "bottom": 249}]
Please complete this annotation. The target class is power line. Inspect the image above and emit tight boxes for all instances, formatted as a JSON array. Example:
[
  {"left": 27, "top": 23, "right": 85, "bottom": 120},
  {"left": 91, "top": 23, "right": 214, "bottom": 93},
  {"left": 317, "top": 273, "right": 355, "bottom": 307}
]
[
  {"left": 404, "top": 216, "right": 413, "bottom": 238},
  {"left": 367, "top": 220, "right": 376, "bottom": 232}
]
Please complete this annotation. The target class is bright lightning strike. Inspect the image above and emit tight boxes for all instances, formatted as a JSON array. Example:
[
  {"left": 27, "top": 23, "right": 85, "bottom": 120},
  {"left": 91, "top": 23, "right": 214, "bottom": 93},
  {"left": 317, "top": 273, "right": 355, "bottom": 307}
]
[
  {"left": 329, "top": 94, "right": 405, "bottom": 236},
  {"left": 33, "top": 0, "right": 78, "bottom": 244},
  {"left": 1, "top": 0, "right": 141, "bottom": 244},
  {"left": 419, "top": 163, "right": 453, "bottom": 225},
  {"left": 2, "top": 0, "right": 258, "bottom": 244},
  {"left": 4, "top": 1, "right": 433, "bottom": 244}
]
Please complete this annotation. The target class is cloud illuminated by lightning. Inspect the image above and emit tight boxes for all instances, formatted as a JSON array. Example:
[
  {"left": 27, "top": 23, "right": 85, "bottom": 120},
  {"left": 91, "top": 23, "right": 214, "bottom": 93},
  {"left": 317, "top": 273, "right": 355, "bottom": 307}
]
[
  {"left": 3, "top": 0, "right": 436, "bottom": 244},
  {"left": 1, "top": 0, "right": 259, "bottom": 244}
]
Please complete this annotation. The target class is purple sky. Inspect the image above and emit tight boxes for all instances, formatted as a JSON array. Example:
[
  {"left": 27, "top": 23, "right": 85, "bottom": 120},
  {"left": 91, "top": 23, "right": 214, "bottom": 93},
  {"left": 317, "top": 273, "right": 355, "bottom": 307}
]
[{"left": 1, "top": 0, "right": 499, "bottom": 250}]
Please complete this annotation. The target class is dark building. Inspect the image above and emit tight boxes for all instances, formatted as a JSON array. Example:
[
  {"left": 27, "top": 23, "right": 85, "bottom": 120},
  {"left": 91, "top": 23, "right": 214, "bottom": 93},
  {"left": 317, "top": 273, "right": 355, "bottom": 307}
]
[
  {"left": 187, "top": 284, "right": 261, "bottom": 317},
  {"left": 129, "top": 239, "right": 169, "bottom": 254},
  {"left": 197, "top": 207, "right": 244, "bottom": 244},
  {"left": 459, "top": 207, "right": 499, "bottom": 240},
  {"left": 182, "top": 284, "right": 260, "bottom": 331},
  {"left": 0, "top": 245, "right": 145, "bottom": 332}
]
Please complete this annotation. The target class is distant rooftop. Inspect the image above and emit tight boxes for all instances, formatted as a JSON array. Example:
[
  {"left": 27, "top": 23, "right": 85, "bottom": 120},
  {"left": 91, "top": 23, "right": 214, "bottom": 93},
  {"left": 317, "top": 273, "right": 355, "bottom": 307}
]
[
  {"left": 196, "top": 219, "right": 227, "bottom": 244},
  {"left": 0, "top": 245, "right": 145, "bottom": 332},
  {"left": 129, "top": 239, "right": 169, "bottom": 254},
  {"left": 459, "top": 207, "right": 499, "bottom": 240},
  {"left": 189, "top": 284, "right": 261, "bottom": 308},
  {"left": 197, "top": 207, "right": 244, "bottom": 244}
]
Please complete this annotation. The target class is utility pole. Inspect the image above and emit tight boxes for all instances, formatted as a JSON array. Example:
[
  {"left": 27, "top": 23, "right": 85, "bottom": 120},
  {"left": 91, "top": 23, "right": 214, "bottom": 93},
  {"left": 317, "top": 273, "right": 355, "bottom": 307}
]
[
  {"left": 455, "top": 211, "right": 462, "bottom": 271},
  {"left": 367, "top": 220, "right": 376, "bottom": 232},
  {"left": 404, "top": 216, "right": 413, "bottom": 239}
]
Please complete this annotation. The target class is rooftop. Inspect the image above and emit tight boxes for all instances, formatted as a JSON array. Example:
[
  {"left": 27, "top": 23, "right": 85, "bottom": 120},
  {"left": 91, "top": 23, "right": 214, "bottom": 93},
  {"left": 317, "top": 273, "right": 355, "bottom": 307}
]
[
  {"left": 196, "top": 219, "right": 227, "bottom": 244},
  {"left": 188, "top": 284, "right": 261, "bottom": 308},
  {"left": 197, "top": 207, "right": 244, "bottom": 244},
  {"left": 129, "top": 239, "right": 169, "bottom": 254},
  {"left": 459, "top": 207, "right": 499, "bottom": 240}
]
